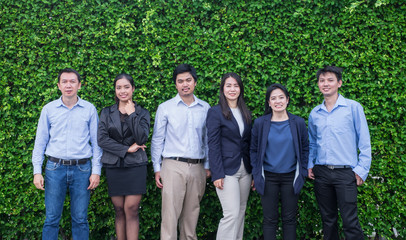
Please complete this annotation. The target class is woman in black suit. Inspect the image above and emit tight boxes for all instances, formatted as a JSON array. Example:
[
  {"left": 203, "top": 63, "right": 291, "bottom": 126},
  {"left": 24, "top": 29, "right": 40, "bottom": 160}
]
[
  {"left": 206, "top": 72, "right": 252, "bottom": 240},
  {"left": 250, "top": 84, "right": 309, "bottom": 240},
  {"left": 98, "top": 73, "right": 150, "bottom": 240}
]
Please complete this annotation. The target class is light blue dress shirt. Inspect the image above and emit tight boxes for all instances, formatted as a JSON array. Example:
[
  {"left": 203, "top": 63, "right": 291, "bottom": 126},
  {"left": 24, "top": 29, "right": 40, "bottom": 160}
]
[
  {"left": 307, "top": 94, "right": 371, "bottom": 180},
  {"left": 151, "top": 94, "right": 210, "bottom": 172},
  {"left": 32, "top": 96, "right": 102, "bottom": 175}
]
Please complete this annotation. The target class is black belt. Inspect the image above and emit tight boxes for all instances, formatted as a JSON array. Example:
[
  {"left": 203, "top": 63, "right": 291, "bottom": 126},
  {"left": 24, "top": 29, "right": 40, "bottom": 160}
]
[
  {"left": 48, "top": 156, "right": 90, "bottom": 165},
  {"left": 323, "top": 165, "right": 351, "bottom": 170},
  {"left": 166, "top": 157, "right": 203, "bottom": 164}
]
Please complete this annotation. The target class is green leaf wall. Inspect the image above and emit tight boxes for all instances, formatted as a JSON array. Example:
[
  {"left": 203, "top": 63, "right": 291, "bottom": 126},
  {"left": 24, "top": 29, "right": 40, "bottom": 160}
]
[{"left": 0, "top": 0, "right": 405, "bottom": 239}]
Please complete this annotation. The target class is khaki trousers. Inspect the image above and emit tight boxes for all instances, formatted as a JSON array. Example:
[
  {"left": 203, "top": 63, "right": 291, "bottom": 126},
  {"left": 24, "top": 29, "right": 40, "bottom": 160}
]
[
  {"left": 160, "top": 159, "right": 206, "bottom": 240},
  {"left": 215, "top": 161, "right": 251, "bottom": 240}
]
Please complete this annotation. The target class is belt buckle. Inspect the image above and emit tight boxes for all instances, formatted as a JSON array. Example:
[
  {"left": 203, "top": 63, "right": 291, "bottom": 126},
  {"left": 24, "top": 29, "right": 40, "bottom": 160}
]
[
  {"left": 62, "top": 160, "right": 72, "bottom": 165},
  {"left": 327, "top": 165, "right": 334, "bottom": 170}
]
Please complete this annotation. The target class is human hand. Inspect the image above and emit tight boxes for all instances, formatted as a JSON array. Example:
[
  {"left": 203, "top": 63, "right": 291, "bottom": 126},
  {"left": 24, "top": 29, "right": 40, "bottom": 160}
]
[
  {"left": 88, "top": 174, "right": 100, "bottom": 190},
  {"left": 355, "top": 173, "right": 364, "bottom": 186},
  {"left": 33, "top": 174, "right": 45, "bottom": 190},
  {"left": 214, "top": 178, "right": 224, "bottom": 190},
  {"left": 205, "top": 169, "right": 211, "bottom": 178},
  {"left": 251, "top": 179, "right": 256, "bottom": 191},
  {"left": 124, "top": 100, "right": 135, "bottom": 115},
  {"left": 155, "top": 172, "right": 163, "bottom": 189},
  {"left": 308, "top": 168, "right": 315, "bottom": 179},
  {"left": 128, "top": 143, "right": 147, "bottom": 153}
]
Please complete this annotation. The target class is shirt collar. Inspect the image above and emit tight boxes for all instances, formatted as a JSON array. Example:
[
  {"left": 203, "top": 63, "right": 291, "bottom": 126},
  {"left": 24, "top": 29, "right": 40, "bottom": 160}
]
[
  {"left": 57, "top": 96, "right": 83, "bottom": 108},
  {"left": 175, "top": 93, "right": 202, "bottom": 107},
  {"left": 317, "top": 94, "right": 347, "bottom": 112}
]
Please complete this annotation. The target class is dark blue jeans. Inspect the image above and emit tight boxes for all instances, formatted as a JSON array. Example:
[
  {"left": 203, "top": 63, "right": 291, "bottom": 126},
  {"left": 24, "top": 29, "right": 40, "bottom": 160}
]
[
  {"left": 260, "top": 171, "right": 298, "bottom": 240},
  {"left": 43, "top": 160, "right": 91, "bottom": 240},
  {"left": 313, "top": 165, "right": 364, "bottom": 240}
]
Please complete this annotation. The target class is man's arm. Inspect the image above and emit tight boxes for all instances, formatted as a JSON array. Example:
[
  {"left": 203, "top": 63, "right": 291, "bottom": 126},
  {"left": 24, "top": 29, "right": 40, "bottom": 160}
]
[
  {"left": 151, "top": 105, "right": 167, "bottom": 188},
  {"left": 32, "top": 107, "right": 50, "bottom": 190},
  {"left": 351, "top": 103, "right": 372, "bottom": 182},
  {"left": 88, "top": 105, "right": 102, "bottom": 190},
  {"left": 202, "top": 105, "right": 210, "bottom": 176},
  {"left": 307, "top": 113, "right": 317, "bottom": 179}
]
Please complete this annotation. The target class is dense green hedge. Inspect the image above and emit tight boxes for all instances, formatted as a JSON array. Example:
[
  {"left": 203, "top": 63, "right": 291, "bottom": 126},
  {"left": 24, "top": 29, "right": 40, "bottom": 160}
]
[{"left": 1, "top": 0, "right": 405, "bottom": 239}]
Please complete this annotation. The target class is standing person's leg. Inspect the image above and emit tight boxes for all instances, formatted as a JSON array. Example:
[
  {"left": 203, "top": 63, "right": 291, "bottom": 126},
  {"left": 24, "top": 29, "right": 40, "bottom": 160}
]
[
  {"left": 313, "top": 165, "right": 340, "bottom": 240},
  {"left": 43, "top": 161, "right": 68, "bottom": 240},
  {"left": 261, "top": 171, "right": 281, "bottom": 240},
  {"left": 235, "top": 162, "right": 252, "bottom": 240},
  {"left": 179, "top": 163, "right": 206, "bottom": 240},
  {"left": 161, "top": 159, "right": 187, "bottom": 240},
  {"left": 124, "top": 195, "right": 143, "bottom": 240},
  {"left": 69, "top": 161, "right": 91, "bottom": 240},
  {"left": 215, "top": 174, "right": 240, "bottom": 240},
  {"left": 111, "top": 196, "right": 126, "bottom": 240},
  {"left": 280, "top": 171, "right": 299, "bottom": 240},
  {"left": 335, "top": 169, "right": 364, "bottom": 240}
]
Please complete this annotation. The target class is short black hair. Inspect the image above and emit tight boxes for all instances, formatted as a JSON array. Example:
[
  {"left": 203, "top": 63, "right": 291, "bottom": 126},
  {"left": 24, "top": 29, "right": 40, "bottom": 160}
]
[
  {"left": 58, "top": 68, "right": 81, "bottom": 83},
  {"left": 316, "top": 66, "right": 343, "bottom": 82},
  {"left": 172, "top": 64, "right": 198, "bottom": 84},
  {"left": 264, "top": 83, "right": 290, "bottom": 115}
]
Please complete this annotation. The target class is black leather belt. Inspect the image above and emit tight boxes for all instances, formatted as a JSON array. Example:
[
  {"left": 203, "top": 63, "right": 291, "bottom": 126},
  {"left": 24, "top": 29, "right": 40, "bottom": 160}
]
[
  {"left": 323, "top": 165, "right": 351, "bottom": 170},
  {"left": 166, "top": 157, "right": 203, "bottom": 164},
  {"left": 48, "top": 156, "right": 90, "bottom": 165}
]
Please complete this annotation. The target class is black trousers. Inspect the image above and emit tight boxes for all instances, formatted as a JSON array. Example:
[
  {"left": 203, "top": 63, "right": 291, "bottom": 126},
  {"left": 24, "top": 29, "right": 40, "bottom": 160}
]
[
  {"left": 260, "top": 171, "right": 298, "bottom": 240},
  {"left": 313, "top": 165, "right": 365, "bottom": 240}
]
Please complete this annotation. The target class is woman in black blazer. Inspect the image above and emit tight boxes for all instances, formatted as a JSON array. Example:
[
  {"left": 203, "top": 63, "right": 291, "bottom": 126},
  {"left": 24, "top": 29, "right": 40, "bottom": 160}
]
[
  {"left": 98, "top": 73, "right": 150, "bottom": 240},
  {"left": 250, "top": 84, "right": 309, "bottom": 240},
  {"left": 206, "top": 72, "right": 252, "bottom": 240}
]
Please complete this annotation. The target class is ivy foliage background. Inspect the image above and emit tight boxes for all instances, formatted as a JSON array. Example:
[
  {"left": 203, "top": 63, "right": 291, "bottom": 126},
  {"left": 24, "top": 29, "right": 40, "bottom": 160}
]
[{"left": 0, "top": 0, "right": 405, "bottom": 239}]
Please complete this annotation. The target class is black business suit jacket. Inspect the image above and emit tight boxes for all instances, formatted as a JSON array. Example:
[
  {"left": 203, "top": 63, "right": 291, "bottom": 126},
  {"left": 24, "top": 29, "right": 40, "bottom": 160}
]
[
  {"left": 98, "top": 102, "right": 150, "bottom": 167},
  {"left": 250, "top": 112, "right": 309, "bottom": 195},
  {"left": 206, "top": 105, "right": 252, "bottom": 182}
]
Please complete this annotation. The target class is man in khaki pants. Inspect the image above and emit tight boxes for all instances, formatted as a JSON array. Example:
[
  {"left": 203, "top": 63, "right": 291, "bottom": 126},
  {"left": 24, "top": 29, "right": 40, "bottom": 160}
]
[{"left": 151, "top": 64, "right": 211, "bottom": 240}]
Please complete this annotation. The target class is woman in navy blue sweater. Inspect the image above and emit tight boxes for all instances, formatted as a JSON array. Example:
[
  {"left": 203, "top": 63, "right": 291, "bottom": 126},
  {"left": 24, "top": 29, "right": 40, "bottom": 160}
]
[{"left": 250, "top": 83, "right": 309, "bottom": 240}]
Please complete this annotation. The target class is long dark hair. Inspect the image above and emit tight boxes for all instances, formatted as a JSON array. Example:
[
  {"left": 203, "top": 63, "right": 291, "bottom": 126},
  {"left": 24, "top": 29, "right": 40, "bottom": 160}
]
[
  {"left": 114, "top": 73, "right": 135, "bottom": 103},
  {"left": 219, "top": 72, "right": 251, "bottom": 124},
  {"left": 264, "top": 83, "right": 290, "bottom": 115}
]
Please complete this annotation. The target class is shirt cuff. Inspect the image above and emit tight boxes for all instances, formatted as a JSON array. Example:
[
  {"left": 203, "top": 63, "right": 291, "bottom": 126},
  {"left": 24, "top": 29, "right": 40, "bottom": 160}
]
[
  {"left": 352, "top": 166, "right": 368, "bottom": 181},
  {"left": 153, "top": 162, "right": 161, "bottom": 172},
  {"left": 91, "top": 165, "right": 102, "bottom": 175},
  {"left": 33, "top": 165, "right": 42, "bottom": 175},
  {"left": 307, "top": 160, "right": 315, "bottom": 169}
]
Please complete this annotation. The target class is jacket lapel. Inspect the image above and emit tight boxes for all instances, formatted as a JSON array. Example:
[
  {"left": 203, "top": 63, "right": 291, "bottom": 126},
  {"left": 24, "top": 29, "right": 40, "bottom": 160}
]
[
  {"left": 230, "top": 114, "right": 242, "bottom": 137},
  {"left": 260, "top": 116, "right": 272, "bottom": 159},
  {"left": 110, "top": 104, "right": 123, "bottom": 137},
  {"left": 288, "top": 113, "right": 300, "bottom": 160}
]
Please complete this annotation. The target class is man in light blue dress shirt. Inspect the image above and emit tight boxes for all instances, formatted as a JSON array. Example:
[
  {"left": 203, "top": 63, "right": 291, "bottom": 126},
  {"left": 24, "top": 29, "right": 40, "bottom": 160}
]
[
  {"left": 32, "top": 68, "right": 102, "bottom": 240},
  {"left": 307, "top": 66, "right": 371, "bottom": 240},
  {"left": 151, "top": 64, "right": 211, "bottom": 240}
]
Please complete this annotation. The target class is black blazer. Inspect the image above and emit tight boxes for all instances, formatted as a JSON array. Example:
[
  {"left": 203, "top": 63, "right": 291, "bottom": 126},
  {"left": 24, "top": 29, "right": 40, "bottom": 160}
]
[
  {"left": 206, "top": 105, "right": 252, "bottom": 182},
  {"left": 250, "top": 112, "right": 309, "bottom": 195},
  {"left": 98, "top": 102, "right": 150, "bottom": 167}
]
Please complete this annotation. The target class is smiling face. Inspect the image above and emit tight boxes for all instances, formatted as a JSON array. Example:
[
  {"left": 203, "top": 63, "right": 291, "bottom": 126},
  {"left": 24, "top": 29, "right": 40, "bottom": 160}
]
[
  {"left": 57, "top": 72, "right": 81, "bottom": 99},
  {"left": 268, "top": 88, "right": 289, "bottom": 114},
  {"left": 318, "top": 72, "right": 342, "bottom": 98},
  {"left": 223, "top": 77, "right": 241, "bottom": 105},
  {"left": 115, "top": 78, "right": 134, "bottom": 102},
  {"left": 175, "top": 72, "right": 196, "bottom": 98}
]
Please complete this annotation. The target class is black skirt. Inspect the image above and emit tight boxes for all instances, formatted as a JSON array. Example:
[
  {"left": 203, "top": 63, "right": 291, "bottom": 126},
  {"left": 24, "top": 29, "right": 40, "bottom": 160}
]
[{"left": 105, "top": 165, "right": 147, "bottom": 197}]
